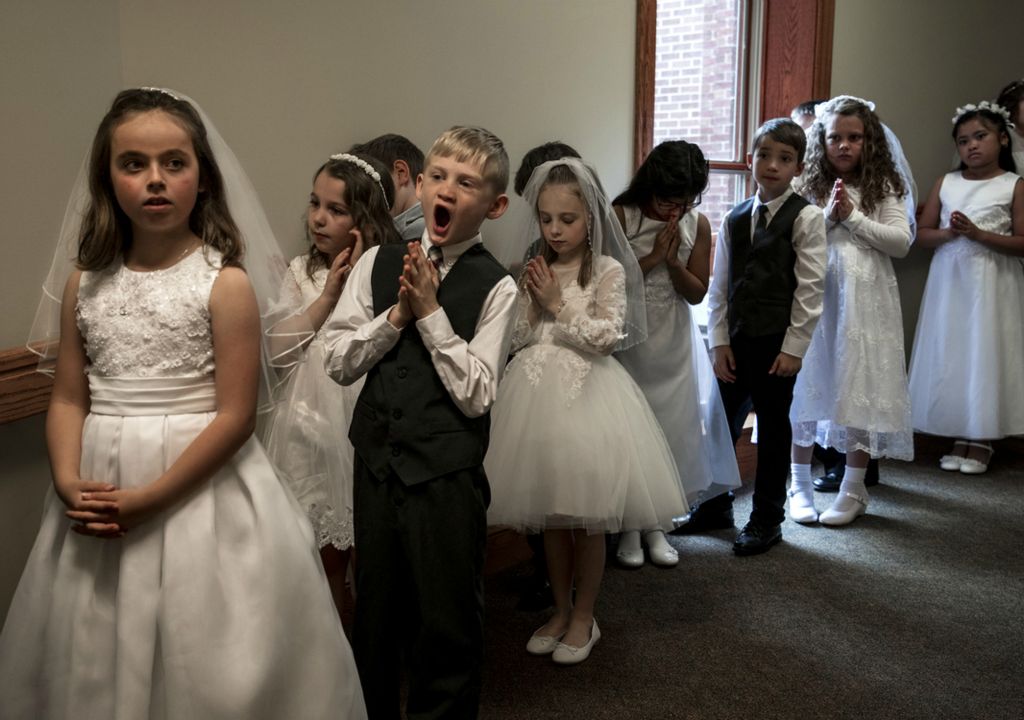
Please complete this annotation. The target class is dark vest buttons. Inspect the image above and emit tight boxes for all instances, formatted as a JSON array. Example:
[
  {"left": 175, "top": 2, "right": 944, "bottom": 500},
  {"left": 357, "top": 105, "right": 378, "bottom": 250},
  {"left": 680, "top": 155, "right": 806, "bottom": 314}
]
[
  {"left": 392, "top": 409, "right": 403, "bottom": 420},
  {"left": 397, "top": 367, "right": 408, "bottom": 379},
  {"left": 391, "top": 446, "right": 401, "bottom": 457}
]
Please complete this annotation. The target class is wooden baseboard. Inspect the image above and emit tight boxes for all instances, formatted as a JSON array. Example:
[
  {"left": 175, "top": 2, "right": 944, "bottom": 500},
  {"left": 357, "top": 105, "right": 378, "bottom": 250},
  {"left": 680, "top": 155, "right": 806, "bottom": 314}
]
[{"left": 0, "top": 345, "right": 52, "bottom": 425}]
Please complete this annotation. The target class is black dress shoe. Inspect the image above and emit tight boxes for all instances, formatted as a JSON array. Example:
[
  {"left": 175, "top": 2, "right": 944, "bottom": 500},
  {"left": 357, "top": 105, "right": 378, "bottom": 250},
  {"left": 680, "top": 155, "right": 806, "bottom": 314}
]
[
  {"left": 669, "top": 495, "right": 735, "bottom": 535},
  {"left": 733, "top": 522, "right": 782, "bottom": 556},
  {"left": 516, "top": 577, "right": 553, "bottom": 613}
]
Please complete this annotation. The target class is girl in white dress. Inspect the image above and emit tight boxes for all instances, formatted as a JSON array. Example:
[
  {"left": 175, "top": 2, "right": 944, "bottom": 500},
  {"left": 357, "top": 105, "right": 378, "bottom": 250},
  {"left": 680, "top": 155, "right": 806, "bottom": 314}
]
[
  {"left": 908, "top": 102, "right": 1024, "bottom": 473},
  {"left": 996, "top": 79, "right": 1024, "bottom": 173},
  {"left": 789, "top": 96, "right": 915, "bottom": 526},
  {"left": 485, "top": 159, "right": 684, "bottom": 665},
  {"left": 0, "top": 89, "right": 366, "bottom": 719},
  {"left": 612, "top": 140, "right": 742, "bottom": 567},
  {"left": 260, "top": 153, "right": 399, "bottom": 617}
]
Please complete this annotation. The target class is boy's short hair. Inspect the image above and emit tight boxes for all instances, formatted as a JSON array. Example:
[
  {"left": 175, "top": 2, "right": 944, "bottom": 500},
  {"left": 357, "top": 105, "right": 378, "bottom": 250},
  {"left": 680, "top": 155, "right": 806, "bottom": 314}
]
[
  {"left": 752, "top": 118, "right": 808, "bottom": 163},
  {"left": 514, "top": 141, "right": 581, "bottom": 196},
  {"left": 791, "top": 99, "right": 826, "bottom": 118},
  {"left": 349, "top": 134, "right": 424, "bottom": 181},
  {"left": 425, "top": 126, "right": 509, "bottom": 196}
]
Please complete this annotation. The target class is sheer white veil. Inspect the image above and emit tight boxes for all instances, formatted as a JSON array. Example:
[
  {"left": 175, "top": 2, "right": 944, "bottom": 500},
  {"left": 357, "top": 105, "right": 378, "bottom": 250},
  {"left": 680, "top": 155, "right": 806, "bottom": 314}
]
[
  {"left": 514, "top": 158, "right": 647, "bottom": 351},
  {"left": 27, "top": 87, "right": 309, "bottom": 412}
]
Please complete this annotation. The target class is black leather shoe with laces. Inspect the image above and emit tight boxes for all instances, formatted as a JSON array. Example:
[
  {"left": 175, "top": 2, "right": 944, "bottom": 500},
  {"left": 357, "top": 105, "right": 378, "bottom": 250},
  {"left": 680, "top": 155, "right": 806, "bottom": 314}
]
[{"left": 732, "top": 522, "right": 782, "bottom": 556}]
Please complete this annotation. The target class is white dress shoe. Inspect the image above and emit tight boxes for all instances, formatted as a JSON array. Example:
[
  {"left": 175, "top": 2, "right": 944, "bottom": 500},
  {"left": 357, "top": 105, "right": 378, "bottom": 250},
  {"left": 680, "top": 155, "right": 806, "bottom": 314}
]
[
  {"left": 819, "top": 491, "right": 867, "bottom": 526},
  {"left": 787, "top": 486, "right": 819, "bottom": 524},
  {"left": 939, "top": 440, "right": 969, "bottom": 471},
  {"left": 644, "top": 530, "right": 679, "bottom": 567},
  {"left": 526, "top": 627, "right": 565, "bottom": 655},
  {"left": 960, "top": 442, "right": 993, "bottom": 475},
  {"left": 616, "top": 530, "right": 643, "bottom": 568},
  {"left": 552, "top": 620, "right": 601, "bottom": 665}
]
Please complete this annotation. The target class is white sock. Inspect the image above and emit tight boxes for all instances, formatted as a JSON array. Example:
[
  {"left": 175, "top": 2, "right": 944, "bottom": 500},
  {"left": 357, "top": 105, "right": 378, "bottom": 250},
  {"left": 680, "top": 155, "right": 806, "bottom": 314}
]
[
  {"left": 839, "top": 465, "right": 868, "bottom": 499},
  {"left": 790, "top": 463, "right": 813, "bottom": 493}
]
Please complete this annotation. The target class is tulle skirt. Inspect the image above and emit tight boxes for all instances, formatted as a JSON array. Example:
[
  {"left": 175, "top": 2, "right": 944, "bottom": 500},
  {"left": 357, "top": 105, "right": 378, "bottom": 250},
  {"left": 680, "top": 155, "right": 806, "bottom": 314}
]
[
  {"left": 791, "top": 238, "right": 914, "bottom": 459},
  {"left": 0, "top": 376, "right": 366, "bottom": 720},
  {"left": 260, "top": 340, "right": 362, "bottom": 550},
  {"left": 908, "top": 239, "right": 1024, "bottom": 439},
  {"left": 485, "top": 344, "right": 686, "bottom": 534}
]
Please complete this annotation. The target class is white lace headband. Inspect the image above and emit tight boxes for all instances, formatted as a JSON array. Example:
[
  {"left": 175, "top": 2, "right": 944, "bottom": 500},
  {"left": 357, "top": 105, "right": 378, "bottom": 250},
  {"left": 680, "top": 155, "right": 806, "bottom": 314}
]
[
  {"left": 329, "top": 153, "right": 390, "bottom": 210},
  {"left": 952, "top": 100, "right": 1015, "bottom": 129}
]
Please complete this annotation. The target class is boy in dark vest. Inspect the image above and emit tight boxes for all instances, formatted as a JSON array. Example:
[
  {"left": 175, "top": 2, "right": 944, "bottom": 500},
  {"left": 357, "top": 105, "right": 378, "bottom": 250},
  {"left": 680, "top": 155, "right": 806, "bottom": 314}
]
[
  {"left": 323, "top": 126, "right": 515, "bottom": 719},
  {"left": 704, "top": 118, "right": 826, "bottom": 556}
]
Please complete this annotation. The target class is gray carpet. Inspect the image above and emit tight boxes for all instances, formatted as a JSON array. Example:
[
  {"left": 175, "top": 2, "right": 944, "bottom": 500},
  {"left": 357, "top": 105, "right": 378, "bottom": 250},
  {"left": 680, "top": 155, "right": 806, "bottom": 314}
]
[{"left": 479, "top": 443, "right": 1023, "bottom": 719}]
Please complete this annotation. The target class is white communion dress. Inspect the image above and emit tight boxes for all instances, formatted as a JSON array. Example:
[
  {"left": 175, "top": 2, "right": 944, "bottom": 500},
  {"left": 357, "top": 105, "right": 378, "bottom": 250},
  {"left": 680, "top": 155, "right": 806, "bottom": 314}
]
[
  {"left": 485, "top": 254, "right": 686, "bottom": 534},
  {"left": 908, "top": 171, "right": 1024, "bottom": 439},
  {"left": 615, "top": 206, "right": 742, "bottom": 507},
  {"left": 260, "top": 254, "right": 362, "bottom": 551},
  {"left": 790, "top": 188, "right": 915, "bottom": 459},
  {"left": 0, "top": 249, "right": 366, "bottom": 720}
]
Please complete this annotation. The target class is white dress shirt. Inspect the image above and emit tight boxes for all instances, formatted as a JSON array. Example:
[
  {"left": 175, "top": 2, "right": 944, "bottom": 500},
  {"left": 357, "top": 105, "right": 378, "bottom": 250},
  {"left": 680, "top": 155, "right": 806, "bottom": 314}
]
[
  {"left": 322, "top": 232, "right": 518, "bottom": 418},
  {"left": 707, "top": 187, "right": 827, "bottom": 357}
]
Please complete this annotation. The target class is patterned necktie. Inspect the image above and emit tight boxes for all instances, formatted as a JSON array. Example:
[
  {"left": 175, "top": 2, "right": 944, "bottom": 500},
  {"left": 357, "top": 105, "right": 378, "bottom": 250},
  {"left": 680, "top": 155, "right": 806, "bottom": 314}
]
[{"left": 427, "top": 245, "right": 444, "bottom": 271}]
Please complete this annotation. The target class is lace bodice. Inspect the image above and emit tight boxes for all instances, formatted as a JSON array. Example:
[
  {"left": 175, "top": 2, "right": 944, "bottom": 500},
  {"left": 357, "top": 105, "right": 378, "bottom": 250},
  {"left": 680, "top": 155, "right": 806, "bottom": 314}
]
[
  {"left": 510, "top": 255, "right": 626, "bottom": 404},
  {"left": 76, "top": 249, "right": 222, "bottom": 378},
  {"left": 937, "top": 171, "right": 1020, "bottom": 261}
]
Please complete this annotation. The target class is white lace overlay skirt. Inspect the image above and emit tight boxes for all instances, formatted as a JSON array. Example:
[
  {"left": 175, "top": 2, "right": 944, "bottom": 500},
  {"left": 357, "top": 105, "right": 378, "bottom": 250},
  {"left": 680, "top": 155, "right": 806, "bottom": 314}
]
[
  {"left": 485, "top": 344, "right": 686, "bottom": 534},
  {"left": 0, "top": 377, "right": 366, "bottom": 720},
  {"left": 908, "top": 240, "right": 1024, "bottom": 438},
  {"left": 791, "top": 240, "right": 914, "bottom": 459}
]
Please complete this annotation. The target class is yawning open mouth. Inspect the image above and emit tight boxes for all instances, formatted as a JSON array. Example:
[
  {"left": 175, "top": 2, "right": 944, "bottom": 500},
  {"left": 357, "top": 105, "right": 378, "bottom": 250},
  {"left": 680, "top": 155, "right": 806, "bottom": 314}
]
[{"left": 434, "top": 205, "right": 452, "bottom": 233}]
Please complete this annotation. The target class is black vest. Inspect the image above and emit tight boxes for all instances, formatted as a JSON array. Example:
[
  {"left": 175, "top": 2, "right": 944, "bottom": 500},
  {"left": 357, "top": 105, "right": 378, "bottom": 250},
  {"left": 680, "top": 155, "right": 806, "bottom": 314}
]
[
  {"left": 725, "top": 193, "right": 809, "bottom": 338},
  {"left": 348, "top": 242, "right": 510, "bottom": 485}
]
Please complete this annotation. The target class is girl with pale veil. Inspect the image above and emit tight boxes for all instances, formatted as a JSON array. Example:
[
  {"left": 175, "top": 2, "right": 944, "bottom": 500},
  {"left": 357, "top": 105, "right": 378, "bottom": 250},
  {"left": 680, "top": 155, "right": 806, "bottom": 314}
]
[
  {"left": 0, "top": 88, "right": 366, "bottom": 719},
  {"left": 484, "top": 158, "right": 685, "bottom": 665}
]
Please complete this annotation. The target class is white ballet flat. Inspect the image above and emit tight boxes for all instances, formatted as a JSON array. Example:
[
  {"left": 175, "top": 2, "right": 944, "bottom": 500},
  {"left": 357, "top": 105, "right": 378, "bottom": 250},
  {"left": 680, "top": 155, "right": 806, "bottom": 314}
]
[
  {"left": 644, "top": 530, "right": 679, "bottom": 567},
  {"left": 526, "top": 627, "right": 565, "bottom": 655},
  {"left": 552, "top": 620, "right": 601, "bottom": 665},
  {"left": 616, "top": 530, "right": 644, "bottom": 568},
  {"left": 959, "top": 442, "right": 994, "bottom": 475},
  {"left": 939, "top": 440, "right": 969, "bottom": 471},
  {"left": 819, "top": 491, "right": 868, "bottom": 526},
  {"left": 787, "top": 486, "right": 819, "bottom": 524}
]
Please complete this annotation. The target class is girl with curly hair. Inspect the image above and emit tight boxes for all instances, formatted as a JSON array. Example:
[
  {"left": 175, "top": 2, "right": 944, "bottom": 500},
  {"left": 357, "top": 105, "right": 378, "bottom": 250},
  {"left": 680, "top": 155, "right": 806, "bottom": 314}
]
[{"left": 788, "top": 96, "right": 915, "bottom": 526}]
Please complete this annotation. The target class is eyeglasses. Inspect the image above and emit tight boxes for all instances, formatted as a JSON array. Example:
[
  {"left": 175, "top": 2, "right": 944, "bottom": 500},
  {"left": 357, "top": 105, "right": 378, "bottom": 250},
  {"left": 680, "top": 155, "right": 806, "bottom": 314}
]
[{"left": 653, "top": 195, "right": 701, "bottom": 214}]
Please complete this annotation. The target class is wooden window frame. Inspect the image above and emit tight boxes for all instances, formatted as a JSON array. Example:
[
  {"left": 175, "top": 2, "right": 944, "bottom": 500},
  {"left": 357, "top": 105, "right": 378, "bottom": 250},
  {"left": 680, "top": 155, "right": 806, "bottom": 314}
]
[{"left": 634, "top": 0, "right": 834, "bottom": 170}]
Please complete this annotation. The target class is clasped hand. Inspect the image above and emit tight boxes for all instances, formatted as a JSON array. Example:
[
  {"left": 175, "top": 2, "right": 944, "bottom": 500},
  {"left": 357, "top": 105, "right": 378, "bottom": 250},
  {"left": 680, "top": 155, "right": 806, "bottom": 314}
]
[
  {"left": 825, "top": 179, "right": 854, "bottom": 222},
  {"left": 59, "top": 478, "right": 156, "bottom": 538},
  {"left": 322, "top": 229, "right": 364, "bottom": 305},
  {"left": 649, "top": 213, "right": 683, "bottom": 267},
  {"left": 949, "top": 210, "right": 980, "bottom": 240},
  {"left": 524, "top": 256, "right": 563, "bottom": 315},
  {"left": 390, "top": 242, "right": 440, "bottom": 327}
]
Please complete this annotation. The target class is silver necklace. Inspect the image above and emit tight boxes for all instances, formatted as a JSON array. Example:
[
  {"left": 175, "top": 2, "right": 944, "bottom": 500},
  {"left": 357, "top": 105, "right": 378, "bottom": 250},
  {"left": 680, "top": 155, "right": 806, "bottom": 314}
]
[{"left": 116, "top": 243, "right": 197, "bottom": 316}]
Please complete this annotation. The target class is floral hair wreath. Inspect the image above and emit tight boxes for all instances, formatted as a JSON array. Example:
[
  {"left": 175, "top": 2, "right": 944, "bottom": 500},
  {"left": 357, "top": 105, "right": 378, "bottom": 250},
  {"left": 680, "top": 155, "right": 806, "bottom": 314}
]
[
  {"left": 329, "top": 153, "right": 391, "bottom": 210},
  {"left": 952, "top": 100, "right": 1015, "bottom": 129},
  {"left": 814, "top": 95, "right": 876, "bottom": 121}
]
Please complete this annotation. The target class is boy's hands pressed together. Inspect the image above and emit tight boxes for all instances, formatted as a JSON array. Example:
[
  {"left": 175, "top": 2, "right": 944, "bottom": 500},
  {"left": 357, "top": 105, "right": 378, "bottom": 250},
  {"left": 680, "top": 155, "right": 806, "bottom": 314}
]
[
  {"left": 769, "top": 352, "right": 802, "bottom": 377},
  {"left": 400, "top": 242, "right": 441, "bottom": 319}
]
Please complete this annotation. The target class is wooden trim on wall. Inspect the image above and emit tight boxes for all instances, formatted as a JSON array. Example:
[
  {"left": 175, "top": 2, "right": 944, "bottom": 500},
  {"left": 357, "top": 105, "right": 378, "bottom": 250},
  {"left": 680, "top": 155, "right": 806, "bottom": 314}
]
[
  {"left": 759, "top": 0, "right": 834, "bottom": 121},
  {"left": 633, "top": 0, "right": 657, "bottom": 170},
  {"left": 0, "top": 345, "right": 52, "bottom": 425}
]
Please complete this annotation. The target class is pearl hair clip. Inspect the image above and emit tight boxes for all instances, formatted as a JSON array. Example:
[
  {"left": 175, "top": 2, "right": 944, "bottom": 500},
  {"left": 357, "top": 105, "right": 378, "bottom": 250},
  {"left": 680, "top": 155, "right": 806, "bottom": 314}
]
[
  {"left": 329, "top": 153, "right": 391, "bottom": 210},
  {"left": 952, "top": 100, "right": 1015, "bottom": 129},
  {"left": 139, "top": 87, "right": 180, "bottom": 100}
]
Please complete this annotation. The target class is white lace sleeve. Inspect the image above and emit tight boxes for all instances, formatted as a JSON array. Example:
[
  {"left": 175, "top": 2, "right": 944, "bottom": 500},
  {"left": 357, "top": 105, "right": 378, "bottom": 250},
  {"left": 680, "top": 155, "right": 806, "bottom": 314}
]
[
  {"left": 552, "top": 259, "right": 626, "bottom": 356},
  {"left": 843, "top": 193, "right": 912, "bottom": 258},
  {"left": 510, "top": 287, "right": 539, "bottom": 353}
]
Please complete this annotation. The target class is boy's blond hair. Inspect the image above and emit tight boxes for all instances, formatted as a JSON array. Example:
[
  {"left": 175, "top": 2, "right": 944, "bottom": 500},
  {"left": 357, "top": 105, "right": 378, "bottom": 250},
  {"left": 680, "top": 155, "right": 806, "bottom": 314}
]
[{"left": 425, "top": 126, "right": 510, "bottom": 196}]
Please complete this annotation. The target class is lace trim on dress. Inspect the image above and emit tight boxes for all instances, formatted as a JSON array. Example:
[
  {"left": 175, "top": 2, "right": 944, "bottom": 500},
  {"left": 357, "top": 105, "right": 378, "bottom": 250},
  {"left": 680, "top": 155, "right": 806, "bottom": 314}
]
[{"left": 306, "top": 502, "right": 354, "bottom": 551}]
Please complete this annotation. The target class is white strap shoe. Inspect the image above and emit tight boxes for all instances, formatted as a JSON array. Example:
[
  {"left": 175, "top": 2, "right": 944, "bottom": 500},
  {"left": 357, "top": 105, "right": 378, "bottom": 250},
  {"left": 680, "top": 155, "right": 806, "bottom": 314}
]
[
  {"left": 787, "top": 486, "right": 819, "bottom": 524},
  {"left": 819, "top": 491, "right": 868, "bottom": 526}
]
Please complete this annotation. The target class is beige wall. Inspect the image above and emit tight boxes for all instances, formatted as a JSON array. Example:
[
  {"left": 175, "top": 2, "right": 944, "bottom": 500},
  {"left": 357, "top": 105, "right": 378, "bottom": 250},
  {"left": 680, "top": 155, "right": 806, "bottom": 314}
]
[
  {"left": 0, "top": 0, "right": 636, "bottom": 620},
  {"left": 830, "top": 0, "right": 1024, "bottom": 350}
]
